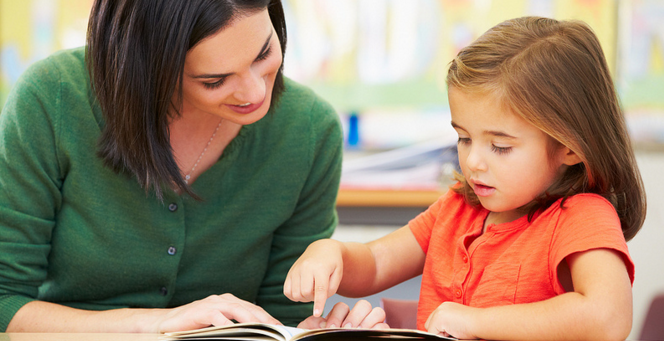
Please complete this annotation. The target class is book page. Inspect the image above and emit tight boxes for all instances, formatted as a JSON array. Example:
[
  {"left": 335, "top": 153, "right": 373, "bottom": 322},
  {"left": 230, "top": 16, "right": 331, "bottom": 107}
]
[
  {"left": 161, "top": 323, "right": 305, "bottom": 341},
  {"left": 291, "top": 327, "right": 457, "bottom": 340},
  {"left": 162, "top": 323, "right": 457, "bottom": 341}
]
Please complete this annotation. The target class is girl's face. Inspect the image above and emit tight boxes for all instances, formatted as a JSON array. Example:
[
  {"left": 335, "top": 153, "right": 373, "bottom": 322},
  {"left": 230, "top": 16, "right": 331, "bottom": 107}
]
[
  {"left": 179, "top": 9, "right": 282, "bottom": 125},
  {"left": 449, "top": 87, "right": 572, "bottom": 225}
]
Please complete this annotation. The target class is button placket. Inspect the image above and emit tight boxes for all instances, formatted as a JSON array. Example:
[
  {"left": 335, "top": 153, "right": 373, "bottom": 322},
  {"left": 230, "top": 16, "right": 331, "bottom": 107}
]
[
  {"left": 454, "top": 244, "right": 472, "bottom": 303},
  {"left": 161, "top": 195, "right": 184, "bottom": 302},
  {"left": 165, "top": 199, "right": 182, "bottom": 257}
]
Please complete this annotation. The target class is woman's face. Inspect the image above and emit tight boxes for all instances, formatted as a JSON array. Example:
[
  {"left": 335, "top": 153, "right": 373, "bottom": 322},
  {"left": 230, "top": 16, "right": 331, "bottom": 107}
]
[{"left": 180, "top": 9, "right": 282, "bottom": 125}]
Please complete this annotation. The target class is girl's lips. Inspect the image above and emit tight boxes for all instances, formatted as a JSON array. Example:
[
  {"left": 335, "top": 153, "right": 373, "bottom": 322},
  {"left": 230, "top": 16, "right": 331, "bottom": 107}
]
[
  {"left": 226, "top": 97, "right": 265, "bottom": 114},
  {"left": 473, "top": 183, "right": 496, "bottom": 197}
]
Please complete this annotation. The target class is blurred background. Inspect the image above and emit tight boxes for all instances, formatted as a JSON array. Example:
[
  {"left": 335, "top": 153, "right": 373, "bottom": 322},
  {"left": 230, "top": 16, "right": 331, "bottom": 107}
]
[{"left": 1, "top": 0, "right": 663, "bottom": 339}]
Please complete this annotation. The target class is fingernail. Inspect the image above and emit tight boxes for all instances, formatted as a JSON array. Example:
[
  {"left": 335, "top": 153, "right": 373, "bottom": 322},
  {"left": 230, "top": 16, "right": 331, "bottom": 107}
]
[
  {"left": 328, "top": 324, "right": 336, "bottom": 329},
  {"left": 343, "top": 323, "right": 352, "bottom": 329},
  {"left": 319, "top": 321, "right": 327, "bottom": 328},
  {"left": 314, "top": 309, "right": 321, "bottom": 317}
]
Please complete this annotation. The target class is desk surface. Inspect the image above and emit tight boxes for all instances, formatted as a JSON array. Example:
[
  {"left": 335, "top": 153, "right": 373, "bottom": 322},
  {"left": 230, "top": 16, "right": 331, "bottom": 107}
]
[
  {"left": 0, "top": 334, "right": 161, "bottom": 341},
  {"left": 0, "top": 333, "right": 648, "bottom": 341},
  {"left": 336, "top": 188, "right": 445, "bottom": 207},
  {"left": 335, "top": 188, "right": 446, "bottom": 225}
]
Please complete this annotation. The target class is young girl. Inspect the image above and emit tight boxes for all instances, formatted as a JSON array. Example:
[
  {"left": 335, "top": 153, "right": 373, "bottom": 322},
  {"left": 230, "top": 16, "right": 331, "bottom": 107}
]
[{"left": 284, "top": 16, "right": 646, "bottom": 340}]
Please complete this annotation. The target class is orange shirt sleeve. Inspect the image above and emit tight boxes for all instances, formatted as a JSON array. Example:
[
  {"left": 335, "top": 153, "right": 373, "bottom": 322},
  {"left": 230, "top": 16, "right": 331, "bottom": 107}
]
[{"left": 548, "top": 194, "right": 635, "bottom": 289}]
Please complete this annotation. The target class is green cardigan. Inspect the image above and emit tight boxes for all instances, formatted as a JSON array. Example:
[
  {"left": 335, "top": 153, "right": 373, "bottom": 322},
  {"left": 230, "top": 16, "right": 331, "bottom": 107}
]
[{"left": 0, "top": 47, "right": 342, "bottom": 330}]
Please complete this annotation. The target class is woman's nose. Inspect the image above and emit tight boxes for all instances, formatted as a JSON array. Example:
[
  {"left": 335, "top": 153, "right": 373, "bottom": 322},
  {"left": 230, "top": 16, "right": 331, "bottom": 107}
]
[{"left": 233, "top": 69, "right": 266, "bottom": 104}]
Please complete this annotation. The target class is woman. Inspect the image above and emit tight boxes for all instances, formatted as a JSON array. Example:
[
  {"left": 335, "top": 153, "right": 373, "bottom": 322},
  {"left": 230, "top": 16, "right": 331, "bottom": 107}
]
[{"left": 0, "top": 0, "right": 382, "bottom": 333}]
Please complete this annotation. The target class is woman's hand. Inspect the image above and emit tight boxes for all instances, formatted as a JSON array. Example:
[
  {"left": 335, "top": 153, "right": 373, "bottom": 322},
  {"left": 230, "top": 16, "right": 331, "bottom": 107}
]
[
  {"left": 425, "top": 301, "right": 478, "bottom": 339},
  {"left": 153, "top": 293, "right": 281, "bottom": 333},
  {"left": 284, "top": 239, "right": 345, "bottom": 317},
  {"left": 297, "top": 300, "right": 388, "bottom": 330}
]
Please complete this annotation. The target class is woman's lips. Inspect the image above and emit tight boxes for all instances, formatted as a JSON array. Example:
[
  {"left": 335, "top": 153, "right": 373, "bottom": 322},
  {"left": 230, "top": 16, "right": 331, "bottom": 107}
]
[
  {"left": 473, "top": 183, "right": 495, "bottom": 197},
  {"left": 226, "top": 97, "right": 265, "bottom": 114}
]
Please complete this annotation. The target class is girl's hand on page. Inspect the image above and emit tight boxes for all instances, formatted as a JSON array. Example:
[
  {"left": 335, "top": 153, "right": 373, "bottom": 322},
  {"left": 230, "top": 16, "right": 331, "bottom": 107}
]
[
  {"left": 284, "top": 239, "right": 344, "bottom": 317},
  {"left": 153, "top": 293, "right": 281, "bottom": 333},
  {"left": 297, "top": 300, "right": 388, "bottom": 330},
  {"left": 425, "top": 301, "right": 478, "bottom": 339}
]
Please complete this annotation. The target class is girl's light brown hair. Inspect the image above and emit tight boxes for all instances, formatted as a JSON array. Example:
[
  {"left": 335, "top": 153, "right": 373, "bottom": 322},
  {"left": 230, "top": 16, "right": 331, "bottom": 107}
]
[{"left": 447, "top": 16, "right": 646, "bottom": 241}]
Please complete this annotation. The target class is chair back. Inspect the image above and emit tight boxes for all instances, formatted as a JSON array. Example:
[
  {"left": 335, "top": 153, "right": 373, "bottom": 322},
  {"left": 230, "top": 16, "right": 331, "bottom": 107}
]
[
  {"left": 640, "top": 294, "right": 664, "bottom": 341},
  {"left": 380, "top": 298, "right": 419, "bottom": 330}
]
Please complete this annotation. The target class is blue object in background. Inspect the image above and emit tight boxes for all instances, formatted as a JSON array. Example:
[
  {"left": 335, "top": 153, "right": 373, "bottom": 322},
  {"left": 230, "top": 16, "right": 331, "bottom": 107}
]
[{"left": 347, "top": 112, "right": 360, "bottom": 148}]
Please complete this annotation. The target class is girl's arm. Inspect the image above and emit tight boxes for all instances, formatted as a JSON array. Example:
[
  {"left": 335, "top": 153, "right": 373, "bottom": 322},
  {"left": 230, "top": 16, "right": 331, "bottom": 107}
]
[
  {"left": 284, "top": 225, "right": 425, "bottom": 321},
  {"left": 425, "top": 248, "right": 632, "bottom": 341}
]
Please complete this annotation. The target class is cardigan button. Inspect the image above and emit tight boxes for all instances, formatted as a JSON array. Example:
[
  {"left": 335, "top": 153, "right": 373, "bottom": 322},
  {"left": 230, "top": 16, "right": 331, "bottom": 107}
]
[
  {"left": 455, "top": 289, "right": 462, "bottom": 298},
  {"left": 462, "top": 255, "right": 468, "bottom": 263},
  {"left": 168, "top": 203, "right": 178, "bottom": 212},
  {"left": 167, "top": 246, "right": 177, "bottom": 255},
  {"left": 160, "top": 287, "right": 168, "bottom": 296}
]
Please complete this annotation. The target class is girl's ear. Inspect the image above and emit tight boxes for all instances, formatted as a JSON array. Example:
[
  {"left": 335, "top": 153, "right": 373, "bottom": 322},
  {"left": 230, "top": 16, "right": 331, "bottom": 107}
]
[{"left": 560, "top": 147, "right": 583, "bottom": 166}]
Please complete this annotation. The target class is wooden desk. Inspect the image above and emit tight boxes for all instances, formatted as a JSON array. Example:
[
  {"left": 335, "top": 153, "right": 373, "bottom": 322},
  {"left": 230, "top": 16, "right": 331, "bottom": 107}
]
[
  {"left": 0, "top": 334, "right": 160, "bottom": 341},
  {"left": 0, "top": 332, "right": 649, "bottom": 341},
  {"left": 335, "top": 188, "right": 446, "bottom": 226},
  {"left": 336, "top": 188, "right": 444, "bottom": 207}
]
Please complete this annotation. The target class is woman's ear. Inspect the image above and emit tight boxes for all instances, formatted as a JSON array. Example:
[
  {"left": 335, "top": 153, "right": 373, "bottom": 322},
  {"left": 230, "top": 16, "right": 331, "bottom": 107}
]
[{"left": 560, "top": 147, "right": 583, "bottom": 166}]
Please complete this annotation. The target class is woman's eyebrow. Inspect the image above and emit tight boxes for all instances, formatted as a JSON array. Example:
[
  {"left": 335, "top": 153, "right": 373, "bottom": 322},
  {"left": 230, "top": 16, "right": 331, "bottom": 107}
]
[{"left": 191, "top": 31, "right": 273, "bottom": 79}]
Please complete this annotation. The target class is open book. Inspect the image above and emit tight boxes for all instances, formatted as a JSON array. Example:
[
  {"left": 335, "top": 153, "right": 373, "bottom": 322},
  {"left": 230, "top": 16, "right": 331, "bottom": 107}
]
[{"left": 161, "top": 322, "right": 457, "bottom": 340}]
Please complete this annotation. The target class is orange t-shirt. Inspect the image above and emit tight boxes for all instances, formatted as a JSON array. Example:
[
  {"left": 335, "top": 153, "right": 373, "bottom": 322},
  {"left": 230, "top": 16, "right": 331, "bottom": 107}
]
[{"left": 409, "top": 190, "right": 634, "bottom": 330}]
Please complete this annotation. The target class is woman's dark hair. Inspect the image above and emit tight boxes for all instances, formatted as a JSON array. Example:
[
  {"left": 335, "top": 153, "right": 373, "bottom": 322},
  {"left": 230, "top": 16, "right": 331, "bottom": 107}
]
[{"left": 86, "top": 0, "right": 287, "bottom": 200}]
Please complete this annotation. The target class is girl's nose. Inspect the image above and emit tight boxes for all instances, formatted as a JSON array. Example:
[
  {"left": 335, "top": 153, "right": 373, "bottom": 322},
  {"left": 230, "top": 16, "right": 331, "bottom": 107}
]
[{"left": 465, "top": 147, "right": 487, "bottom": 172}]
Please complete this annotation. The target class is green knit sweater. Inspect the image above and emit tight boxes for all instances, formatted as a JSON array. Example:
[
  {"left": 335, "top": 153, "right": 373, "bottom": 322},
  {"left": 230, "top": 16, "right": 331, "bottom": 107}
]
[{"left": 0, "top": 47, "right": 342, "bottom": 330}]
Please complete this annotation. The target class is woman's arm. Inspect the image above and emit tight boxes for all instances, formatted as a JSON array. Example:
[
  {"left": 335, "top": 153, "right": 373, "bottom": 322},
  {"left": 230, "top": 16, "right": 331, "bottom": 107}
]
[
  {"left": 7, "top": 294, "right": 281, "bottom": 333},
  {"left": 425, "top": 248, "right": 632, "bottom": 341}
]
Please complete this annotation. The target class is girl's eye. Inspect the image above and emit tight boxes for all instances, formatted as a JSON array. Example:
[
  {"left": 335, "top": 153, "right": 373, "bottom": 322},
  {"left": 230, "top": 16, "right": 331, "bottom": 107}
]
[
  {"left": 203, "top": 77, "right": 227, "bottom": 90},
  {"left": 491, "top": 145, "right": 512, "bottom": 155},
  {"left": 457, "top": 137, "right": 471, "bottom": 145}
]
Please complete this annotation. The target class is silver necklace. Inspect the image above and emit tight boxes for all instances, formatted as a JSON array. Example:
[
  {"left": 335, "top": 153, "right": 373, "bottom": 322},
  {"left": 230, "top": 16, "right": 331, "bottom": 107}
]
[{"left": 184, "top": 119, "right": 223, "bottom": 184}]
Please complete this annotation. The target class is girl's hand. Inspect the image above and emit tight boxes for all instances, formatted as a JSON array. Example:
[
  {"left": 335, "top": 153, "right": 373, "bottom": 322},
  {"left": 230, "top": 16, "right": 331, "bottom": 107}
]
[
  {"left": 297, "top": 300, "right": 388, "bottom": 330},
  {"left": 284, "top": 239, "right": 345, "bottom": 317},
  {"left": 424, "top": 301, "right": 478, "bottom": 339},
  {"left": 153, "top": 293, "right": 281, "bottom": 333}
]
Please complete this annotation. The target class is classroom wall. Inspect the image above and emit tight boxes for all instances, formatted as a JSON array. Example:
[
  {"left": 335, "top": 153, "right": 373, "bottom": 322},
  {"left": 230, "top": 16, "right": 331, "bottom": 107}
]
[
  {"left": 1, "top": 0, "right": 663, "bottom": 339},
  {"left": 2, "top": 0, "right": 663, "bottom": 146}
]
